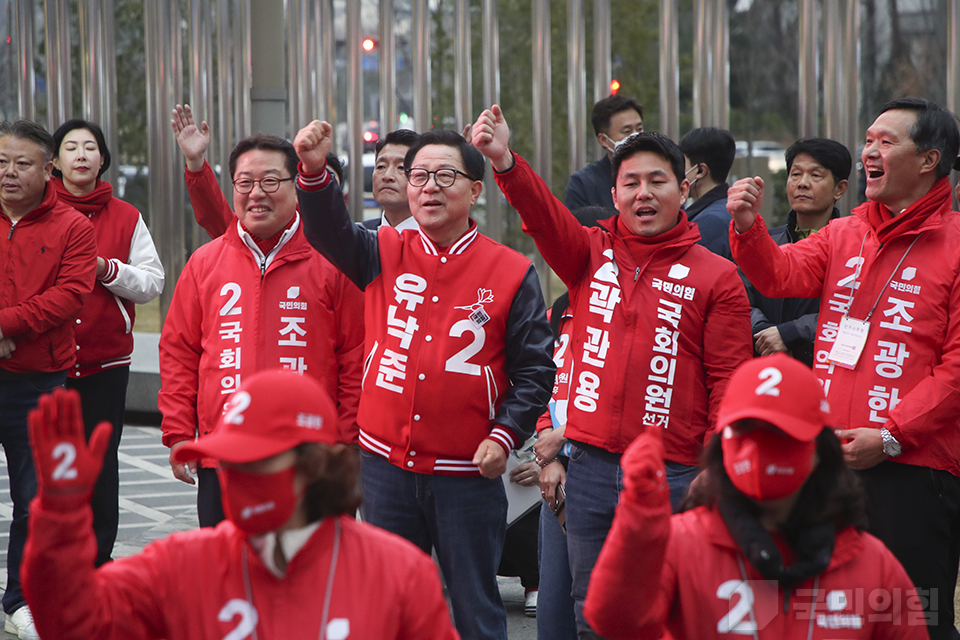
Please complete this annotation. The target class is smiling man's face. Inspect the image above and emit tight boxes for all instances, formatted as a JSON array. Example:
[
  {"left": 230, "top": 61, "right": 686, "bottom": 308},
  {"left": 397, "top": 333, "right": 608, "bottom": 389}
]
[{"left": 612, "top": 151, "right": 689, "bottom": 237}]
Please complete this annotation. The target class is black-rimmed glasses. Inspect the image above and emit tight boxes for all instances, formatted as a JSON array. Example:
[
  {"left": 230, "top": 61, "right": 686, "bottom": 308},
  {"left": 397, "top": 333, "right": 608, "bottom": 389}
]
[
  {"left": 232, "top": 176, "right": 296, "bottom": 194},
  {"left": 405, "top": 168, "right": 474, "bottom": 188}
]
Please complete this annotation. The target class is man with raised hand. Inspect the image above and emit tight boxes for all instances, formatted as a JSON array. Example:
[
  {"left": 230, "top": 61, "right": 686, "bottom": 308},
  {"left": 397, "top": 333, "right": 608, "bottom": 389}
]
[
  {"left": 472, "top": 104, "right": 751, "bottom": 638},
  {"left": 294, "top": 120, "right": 554, "bottom": 640},
  {"left": 729, "top": 97, "right": 960, "bottom": 640}
]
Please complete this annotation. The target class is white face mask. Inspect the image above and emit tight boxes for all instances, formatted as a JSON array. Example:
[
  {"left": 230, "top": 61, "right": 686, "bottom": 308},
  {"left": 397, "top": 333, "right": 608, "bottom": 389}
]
[
  {"left": 683, "top": 165, "right": 702, "bottom": 207},
  {"left": 600, "top": 132, "right": 642, "bottom": 155}
]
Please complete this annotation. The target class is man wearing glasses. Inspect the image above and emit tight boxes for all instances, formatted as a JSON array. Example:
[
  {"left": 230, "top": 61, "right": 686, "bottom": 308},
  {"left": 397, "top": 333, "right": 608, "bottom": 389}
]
[
  {"left": 158, "top": 133, "right": 364, "bottom": 528},
  {"left": 294, "top": 122, "right": 555, "bottom": 640}
]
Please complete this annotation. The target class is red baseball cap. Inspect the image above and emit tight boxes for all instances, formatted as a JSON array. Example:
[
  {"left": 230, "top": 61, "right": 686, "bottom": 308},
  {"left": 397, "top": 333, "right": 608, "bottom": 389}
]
[
  {"left": 716, "top": 353, "right": 830, "bottom": 442},
  {"left": 174, "top": 369, "right": 339, "bottom": 464}
]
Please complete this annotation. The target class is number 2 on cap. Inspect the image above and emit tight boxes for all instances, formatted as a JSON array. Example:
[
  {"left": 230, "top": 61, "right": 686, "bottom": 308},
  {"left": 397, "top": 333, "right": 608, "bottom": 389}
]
[
  {"left": 755, "top": 367, "right": 782, "bottom": 397},
  {"left": 223, "top": 391, "right": 252, "bottom": 425}
]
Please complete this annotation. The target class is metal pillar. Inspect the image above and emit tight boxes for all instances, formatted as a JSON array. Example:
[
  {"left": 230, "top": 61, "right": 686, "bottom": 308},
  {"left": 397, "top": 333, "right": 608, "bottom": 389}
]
[
  {"left": 798, "top": 0, "right": 818, "bottom": 137},
  {"left": 189, "top": 0, "right": 215, "bottom": 249},
  {"left": 346, "top": 0, "right": 363, "bottom": 221},
  {"left": 531, "top": 0, "right": 551, "bottom": 300},
  {"left": 947, "top": 0, "right": 958, "bottom": 204},
  {"left": 454, "top": 0, "right": 472, "bottom": 131},
  {"left": 144, "top": 0, "right": 184, "bottom": 319},
  {"left": 825, "top": 0, "right": 860, "bottom": 215},
  {"left": 249, "top": 0, "right": 284, "bottom": 135},
  {"left": 712, "top": 0, "right": 729, "bottom": 128},
  {"left": 413, "top": 0, "right": 431, "bottom": 131},
  {"left": 693, "top": 0, "right": 713, "bottom": 127},
  {"left": 215, "top": 0, "right": 234, "bottom": 194},
  {"left": 380, "top": 0, "right": 396, "bottom": 132},
  {"left": 43, "top": 0, "right": 71, "bottom": 129},
  {"left": 234, "top": 0, "right": 252, "bottom": 137},
  {"left": 79, "top": 0, "right": 118, "bottom": 187},
  {"left": 286, "top": 0, "right": 311, "bottom": 135},
  {"left": 659, "top": 0, "right": 679, "bottom": 141},
  {"left": 13, "top": 0, "right": 36, "bottom": 121},
  {"left": 567, "top": 0, "right": 586, "bottom": 178},
  {"left": 482, "top": 0, "right": 502, "bottom": 242},
  {"left": 593, "top": 0, "right": 611, "bottom": 105}
]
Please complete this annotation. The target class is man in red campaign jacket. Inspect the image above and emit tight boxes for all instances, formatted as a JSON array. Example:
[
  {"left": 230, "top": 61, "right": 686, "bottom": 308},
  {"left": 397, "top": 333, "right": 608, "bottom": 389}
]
[
  {"left": 584, "top": 355, "right": 927, "bottom": 640},
  {"left": 0, "top": 119, "right": 97, "bottom": 640},
  {"left": 472, "top": 105, "right": 752, "bottom": 637},
  {"left": 294, "top": 121, "right": 555, "bottom": 640},
  {"left": 159, "top": 133, "right": 364, "bottom": 528},
  {"left": 23, "top": 370, "right": 459, "bottom": 640},
  {"left": 729, "top": 97, "right": 960, "bottom": 640}
]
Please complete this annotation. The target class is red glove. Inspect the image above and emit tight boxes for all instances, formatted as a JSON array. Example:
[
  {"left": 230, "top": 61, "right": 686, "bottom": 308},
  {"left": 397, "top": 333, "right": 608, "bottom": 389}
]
[
  {"left": 621, "top": 426, "right": 669, "bottom": 505},
  {"left": 28, "top": 388, "right": 112, "bottom": 511}
]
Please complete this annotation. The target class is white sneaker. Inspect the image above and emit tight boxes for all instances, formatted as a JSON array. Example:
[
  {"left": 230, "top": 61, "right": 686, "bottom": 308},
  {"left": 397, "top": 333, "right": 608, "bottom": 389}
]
[
  {"left": 5, "top": 606, "right": 40, "bottom": 640},
  {"left": 524, "top": 589, "right": 538, "bottom": 618}
]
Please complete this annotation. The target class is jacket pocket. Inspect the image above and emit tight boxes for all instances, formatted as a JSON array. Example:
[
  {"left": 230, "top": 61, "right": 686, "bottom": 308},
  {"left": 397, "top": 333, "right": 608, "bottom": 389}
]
[
  {"left": 484, "top": 365, "right": 499, "bottom": 420},
  {"left": 362, "top": 340, "right": 379, "bottom": 391}
]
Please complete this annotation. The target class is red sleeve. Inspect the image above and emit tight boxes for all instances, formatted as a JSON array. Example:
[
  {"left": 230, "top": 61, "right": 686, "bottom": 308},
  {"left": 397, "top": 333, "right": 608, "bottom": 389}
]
[
  {"left": 398, "top": 547, "right": 461, "bottom": 640},
  {"left": 185, "top": 160, "right": 234, "bottom": 240},
  {"left": 0, "top": 215, "right": 96, "bottom": 338},
  {"left": 334, "top": 272, "right": 365, "bottom": 444},
  {"left": 584, "top": 487, "right": 673, "bottom": 640},
  {"left": 158, "top": 260, "right": 203, "bottom": 448},
  {"left": 729, "top": 214, "right": 831, "bottom": 300},
  {"left": 23, "top": 500, "right": 168, "bottom": 640},
  {"left": 493, "top": 153, "right": 593, "bottom": 288},
  {"left": 703, "top": 266, "right": 754, "bottom": 430}
]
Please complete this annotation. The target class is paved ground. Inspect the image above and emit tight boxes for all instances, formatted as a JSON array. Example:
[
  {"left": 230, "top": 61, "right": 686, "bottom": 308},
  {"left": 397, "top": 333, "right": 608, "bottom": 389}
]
[{"left": 0, "top": 424, "right": 537, "bottom": 639}]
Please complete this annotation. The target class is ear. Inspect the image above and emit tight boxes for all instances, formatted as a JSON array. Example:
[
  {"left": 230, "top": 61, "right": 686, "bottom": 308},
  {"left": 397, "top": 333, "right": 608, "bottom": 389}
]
[
  {"left": 918, "top": 148, "right": 941, "bottom": 176},
  {"left": 470, "top": 179, "right": 483, "bottom": 205},
  {"left": 832, "top": 179, "right": 849, "bottom": 201},
  {"left": 43, "top": 160, "right": 54, "bottom": 182},
  {"left": 679, "top": 178, "right": 690, "bottom": 203}
]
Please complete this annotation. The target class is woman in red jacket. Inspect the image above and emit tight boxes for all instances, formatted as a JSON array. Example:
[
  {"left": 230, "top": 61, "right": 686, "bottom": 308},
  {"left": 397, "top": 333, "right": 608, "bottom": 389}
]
[
  {"left": 51, "top": 119, "right": 164, "bottom": 566},
  {"left": 584, "top": 354, "right": 927, "bottom": 640},
  {"left": 22, "top": 369, "right": 459, "bottom": 640}
]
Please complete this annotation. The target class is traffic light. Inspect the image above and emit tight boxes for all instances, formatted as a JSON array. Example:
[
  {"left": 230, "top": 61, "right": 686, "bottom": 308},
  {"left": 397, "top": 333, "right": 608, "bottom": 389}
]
[
  {"left": 362, "top": 38, "right": 377, "bottom": 52},
  {"left": 610, "top": 78, "right": 621, "bottom": 95}
]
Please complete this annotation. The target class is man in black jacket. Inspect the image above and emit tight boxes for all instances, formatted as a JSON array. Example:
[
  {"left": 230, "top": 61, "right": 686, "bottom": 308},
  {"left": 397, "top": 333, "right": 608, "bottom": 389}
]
[{"left": 748, "top": 137, "right": 850, "bottom": 366}]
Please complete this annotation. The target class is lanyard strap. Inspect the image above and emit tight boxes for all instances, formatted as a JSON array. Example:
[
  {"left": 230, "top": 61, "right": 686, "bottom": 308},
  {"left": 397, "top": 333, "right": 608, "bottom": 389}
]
[{"left": 846, "top": 231, "right": 924, "bottom": 321}]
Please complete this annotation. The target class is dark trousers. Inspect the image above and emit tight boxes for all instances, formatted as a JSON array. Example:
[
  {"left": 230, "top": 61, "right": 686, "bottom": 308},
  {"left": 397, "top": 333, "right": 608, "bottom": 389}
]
[
  {"left": 859, "top": 461, "right": 960, "bottom": 640},
  {"left": 499, "top": 504, "right": 540, "bottom": 590},
  {"left": 66, "top": 366, "right": 129, "bottom": 566},
  {"left": 0, "top": 370, "right": 65, "bottom": 614},
  {"left": 197, "top": 467, "right": 226, "bottom": 528}
]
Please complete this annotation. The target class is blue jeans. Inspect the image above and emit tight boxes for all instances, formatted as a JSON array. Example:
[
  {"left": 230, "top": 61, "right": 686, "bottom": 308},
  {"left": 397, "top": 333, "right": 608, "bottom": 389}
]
[
  {"left": 361, "top": 453, "right": 508, "bottom": 640},
  {"left": 565, "top": 445, "right": 699, "bottom": 638},
  {"left": 0, "top": 370, "right": 66, "bottom": 614},
  {"left": 538, "top": 492, "right": 578, "bottom": 640}
]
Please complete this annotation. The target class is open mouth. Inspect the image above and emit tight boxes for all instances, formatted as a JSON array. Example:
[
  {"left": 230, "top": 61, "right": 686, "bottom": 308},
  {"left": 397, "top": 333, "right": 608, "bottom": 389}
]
[
  {"left": 866, "top": 166, "right": 884, "bottom": 179},
  {"left": 634, "top": 207, "right": 657, "bottom": 218}
]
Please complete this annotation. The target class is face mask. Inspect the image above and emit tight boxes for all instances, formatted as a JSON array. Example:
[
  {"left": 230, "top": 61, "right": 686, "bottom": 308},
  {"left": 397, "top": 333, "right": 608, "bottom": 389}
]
[
  {"left": 219, "top": 466, "right": 299, "bottom": 535},
  {"left": 720, "top": 426, "right": 816, "bottom": 501}
]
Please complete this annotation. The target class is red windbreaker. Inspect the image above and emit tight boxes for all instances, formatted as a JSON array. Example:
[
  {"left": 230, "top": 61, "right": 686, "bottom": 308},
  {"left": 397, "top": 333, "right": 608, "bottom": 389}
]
[
  {"left": 585, "top": 497, "right": 927, "bottom": 640},
  {"left": 732, "top": 178, "right": 960, "bottom": 475},
  {"left": 23, "top": 502, "right": 459, "bottom": 640},
  {"left": 0, "top": 184, "right": 96, "bottom": 372},
  {"left": 496, "top": 154, "right": 752, "bottom": 464}
]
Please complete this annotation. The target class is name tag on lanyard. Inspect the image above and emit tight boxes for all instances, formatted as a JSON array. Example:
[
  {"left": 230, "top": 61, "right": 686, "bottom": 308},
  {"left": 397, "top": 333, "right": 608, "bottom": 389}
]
[{"left": 828, "top": 316, "right": 871, "bottom": 369}]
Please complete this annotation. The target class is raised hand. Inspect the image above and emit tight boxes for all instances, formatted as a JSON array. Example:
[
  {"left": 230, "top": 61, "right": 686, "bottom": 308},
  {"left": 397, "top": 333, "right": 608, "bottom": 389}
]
[
  {"left": 471, "top": 105, "right": 514, "bottom": 172},
  {"left": 294, "top": 120, "right": 334, "bottom": 174},
  {"left": 620, "top": 426, "right": 668, "bottom": 505},
  {"left": 727, "top": 177, "right": 765, "bottom": 234},
  {"left": 171, "top": 104, "right": 210, "bottom": 172},
  {"left": 28, "top": 388, "right": 112, "bottom": 511}
]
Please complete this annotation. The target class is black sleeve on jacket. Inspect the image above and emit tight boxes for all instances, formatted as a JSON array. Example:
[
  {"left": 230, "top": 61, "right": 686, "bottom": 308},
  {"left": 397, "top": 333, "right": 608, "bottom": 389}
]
[
  {"left": 296, "top": 180, "right": 382, "bottom": 289},
  {"left": 496, "top": 264, "right": 557, "bottom": 445},
  {"left": 360, "top": 217, "right": 381, "bottom": 230}
]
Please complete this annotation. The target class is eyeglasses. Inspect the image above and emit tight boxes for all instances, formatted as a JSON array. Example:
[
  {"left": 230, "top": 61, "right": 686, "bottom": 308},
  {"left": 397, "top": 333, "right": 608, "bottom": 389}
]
[
  {"left": 405, "top": 168, "right": 474, "bottom": 189},
  {"left": 232, "top": 176, "right": 296, "bottom": 194}
]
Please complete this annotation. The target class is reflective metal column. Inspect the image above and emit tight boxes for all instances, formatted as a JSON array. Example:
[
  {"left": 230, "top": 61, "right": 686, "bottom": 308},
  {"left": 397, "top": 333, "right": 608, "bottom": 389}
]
[
  {"left": 455, "top": 0, "right": 472, "bottom": 131},
  {"left": 659, "top": 0, "right": 679, "bottom": 141},
  {"left": 532, "top": 0, "right": 551, "bottom": 189},
  {"left": 798, "top": 0, "right": 818, "bottom": 137},
  {"left": 43, "top": 0, "right": 71, "bottom": 129},
  {"left": 413, "top": 0, "right": 431, "bottom": 131},
  {"left": 711, "top": 0, "right": 729, "bottom": 128},
  {"left": 825, "top": 0, "right": 860, "bottom": 215},
  {"left": 482, "top": 0, "right": 502, "bottom": 242},
  {"left": 286, "top": 0, "right": 311, "bottom": 134},
  {"left": 693, "top": 0, "right": 713, "bottom": 127},
  {"left": 567, "top": 0, "right": 586, "bottom": 178},
  {"left": 346, "top": 0, "right": 363, "bottom": 221},
  {"left": 144, "top": 0, "right": 185, "bottom": 318},
  {"left": 318, "top": 0, "right": 336, "bottom": 124},
  {"left": 948, "top": 0, "right": 959, "bottom": 201},
  {"left": 188, "top": 0, "right": 215, "bottom": 250},
  {"left": 79, "top": 0, "right": 118, "bottom": 187},
  {"left": 380, "top": 0, "right": 396, "bottom": 132},
  {"left": 593, "top": 0, "right": 610, "bottom": 105},
  {"left": 13, "top": 0, "right": 36, "bottom": 121}
]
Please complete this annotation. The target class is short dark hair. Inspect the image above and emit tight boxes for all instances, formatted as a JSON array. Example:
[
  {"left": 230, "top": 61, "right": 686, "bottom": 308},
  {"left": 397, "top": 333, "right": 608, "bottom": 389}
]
[
  {"left": 678, "top": 127, "right": 736, "bottom": 183},
  {"left": 0, "top": 119, "right": 55, "bottom": 163},
  {"left": 878, "top": 97, "right": 960, "bottom": 180},
  {"left": 325, "top": 152, "right": 344, "bottom": 185},
  {"left": 785, "top": 138, "right": 852, "bottom": 184},
  {"left": 228, "top": 133, "right": 298, "bottom": 180},
  {"left": 611, "top": 132, "right": 686, "bottom": 186},
  {"left": 296, "top": 443, "right": 362, "bottom": 522},
  {"left": 51, "top": 119, "right": 112, "bottom": 178},
  {"left": 376, "top": 129, "right": 420, "bottom": 158},
  {"left": 591, "top": 95, "right": 644, "bottom": 137},
  {"left": 680, "top": 429, "right": 868, "bottom": 532},
  {"left": 404, "top": 129, "right": 485, "bottom": 182}
]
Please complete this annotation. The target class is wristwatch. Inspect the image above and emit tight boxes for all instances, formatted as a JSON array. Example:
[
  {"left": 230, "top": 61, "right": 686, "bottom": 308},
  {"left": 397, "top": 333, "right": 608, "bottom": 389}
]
[{"left": 880, "top": 427, "right": 902, "bottom": 458}]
